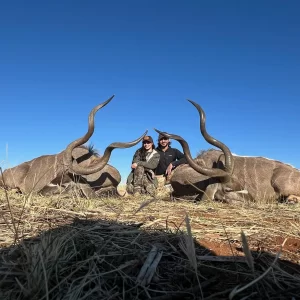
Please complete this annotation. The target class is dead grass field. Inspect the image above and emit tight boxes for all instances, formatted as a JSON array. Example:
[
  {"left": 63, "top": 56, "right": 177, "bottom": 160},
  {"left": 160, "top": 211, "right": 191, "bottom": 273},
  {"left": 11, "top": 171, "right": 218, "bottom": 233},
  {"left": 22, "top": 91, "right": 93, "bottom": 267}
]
[{"left": 0, "top": 187, "right": 300, "bottom": 299}]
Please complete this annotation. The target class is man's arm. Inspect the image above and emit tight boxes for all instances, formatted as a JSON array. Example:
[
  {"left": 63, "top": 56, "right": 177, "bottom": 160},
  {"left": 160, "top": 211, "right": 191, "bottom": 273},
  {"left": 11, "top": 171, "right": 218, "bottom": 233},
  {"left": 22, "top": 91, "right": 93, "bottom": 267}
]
[
  {"left": 172, "top": 149, "right": 187, "bottom": 167},
  {"left": 137, "top": 152, "right": 160, "bottom": 170},
  {"left": 165, "top": 149, "right": 186, "bottom": 176}
]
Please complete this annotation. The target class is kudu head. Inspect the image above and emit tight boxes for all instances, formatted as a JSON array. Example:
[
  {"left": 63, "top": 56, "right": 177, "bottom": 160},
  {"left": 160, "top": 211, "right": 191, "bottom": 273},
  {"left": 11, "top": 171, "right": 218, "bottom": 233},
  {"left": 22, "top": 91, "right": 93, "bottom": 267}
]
[
  {"left": 64, "top": 95, "right": 147, "bottom": 175},
  {"left": 155, "top": 99, "right": 234, "bottom": 180}
]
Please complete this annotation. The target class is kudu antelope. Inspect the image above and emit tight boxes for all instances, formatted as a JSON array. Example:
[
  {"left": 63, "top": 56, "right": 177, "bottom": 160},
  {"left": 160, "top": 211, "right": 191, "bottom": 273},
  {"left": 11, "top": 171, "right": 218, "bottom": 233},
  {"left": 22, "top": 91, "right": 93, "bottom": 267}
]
[
  {"left": 155, "top": 100, "right": 300, "bottom": 203},
  {"left": 0, "top": 95, "right": 147, "bottom": 198}
]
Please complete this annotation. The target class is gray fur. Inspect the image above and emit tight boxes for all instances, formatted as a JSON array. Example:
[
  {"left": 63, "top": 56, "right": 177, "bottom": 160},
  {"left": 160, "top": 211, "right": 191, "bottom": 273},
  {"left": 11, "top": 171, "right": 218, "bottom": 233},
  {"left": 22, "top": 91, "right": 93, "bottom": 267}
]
[
  {"left": 0, "top": 145, "right": 121, "bottom": 198},
  {"left": 170, "top": 149, "right": 300, "bottom": 203},
  {"left": 156, "top": 99, "right": 300, "bottom": 204}
]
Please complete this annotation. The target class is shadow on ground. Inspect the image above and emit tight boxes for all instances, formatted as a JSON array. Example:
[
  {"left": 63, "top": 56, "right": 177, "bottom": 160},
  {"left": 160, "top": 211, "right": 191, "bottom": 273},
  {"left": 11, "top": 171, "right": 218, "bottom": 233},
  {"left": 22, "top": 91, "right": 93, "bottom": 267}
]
[{"left": 0, "top": 218, "right": 299, "bottom": 300}]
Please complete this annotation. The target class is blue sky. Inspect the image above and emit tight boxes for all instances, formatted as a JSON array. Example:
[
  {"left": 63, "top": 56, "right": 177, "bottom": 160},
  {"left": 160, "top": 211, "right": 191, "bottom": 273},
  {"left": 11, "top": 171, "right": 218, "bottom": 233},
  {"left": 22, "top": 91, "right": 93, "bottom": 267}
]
[{"left": 0, "top": 1, "right": 299, "bottom": 183}]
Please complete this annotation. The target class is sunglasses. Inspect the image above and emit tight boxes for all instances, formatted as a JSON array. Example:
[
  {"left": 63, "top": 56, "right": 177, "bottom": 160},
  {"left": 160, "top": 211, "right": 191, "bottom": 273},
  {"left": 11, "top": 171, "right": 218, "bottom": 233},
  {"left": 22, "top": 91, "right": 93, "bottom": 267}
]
[
  {"left": 143, "top": 141, "right": 152, "bottom": 144},
  {"left": 159, "top": 137, "right": 169, "bottom": 141}
]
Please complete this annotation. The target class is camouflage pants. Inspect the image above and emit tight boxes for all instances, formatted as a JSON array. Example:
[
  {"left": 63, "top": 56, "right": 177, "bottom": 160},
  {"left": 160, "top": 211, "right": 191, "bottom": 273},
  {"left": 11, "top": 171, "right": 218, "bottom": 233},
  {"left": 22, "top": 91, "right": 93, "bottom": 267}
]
[{"left": 126, "top": 166, "right": 157, "bottom": 196}]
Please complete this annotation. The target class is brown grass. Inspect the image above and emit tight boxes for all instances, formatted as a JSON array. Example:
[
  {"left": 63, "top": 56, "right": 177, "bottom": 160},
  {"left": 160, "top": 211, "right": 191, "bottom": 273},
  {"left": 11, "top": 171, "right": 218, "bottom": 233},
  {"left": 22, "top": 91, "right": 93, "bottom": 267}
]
[{"left": 0, "top": 188, "right": 300, "bottom": 299}]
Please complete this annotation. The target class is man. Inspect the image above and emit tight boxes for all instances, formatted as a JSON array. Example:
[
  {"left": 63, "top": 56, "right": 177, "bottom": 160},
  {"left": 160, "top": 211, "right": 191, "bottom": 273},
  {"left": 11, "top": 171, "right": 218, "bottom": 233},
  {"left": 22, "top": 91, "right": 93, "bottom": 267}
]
[
  {"left": 126, "top": 136, "right": 160, "bottom": 197},
  {"left": 155, "top": 133, "right": 187, "bottom": 181}
]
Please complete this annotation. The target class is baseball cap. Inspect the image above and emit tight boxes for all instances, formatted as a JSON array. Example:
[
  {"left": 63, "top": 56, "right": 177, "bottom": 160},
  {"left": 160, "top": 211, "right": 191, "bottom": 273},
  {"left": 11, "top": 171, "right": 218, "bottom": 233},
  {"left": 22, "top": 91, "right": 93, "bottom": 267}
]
[{"left": 143, "top": 136, "right": 154, "bottom": 143}]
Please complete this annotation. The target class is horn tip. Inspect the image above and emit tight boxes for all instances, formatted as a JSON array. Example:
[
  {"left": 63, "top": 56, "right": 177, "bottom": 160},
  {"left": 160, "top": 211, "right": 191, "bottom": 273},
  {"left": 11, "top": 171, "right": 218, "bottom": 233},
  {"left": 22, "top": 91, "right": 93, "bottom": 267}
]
[
  {"left": 187, "top": 99, "right": 205, "bottom": 113},
  {"left": 187, "top": 99, "right": 197, "bottom": 106},
  {"left": 154, "top": 128, "right": 162, "bottom": 134}
]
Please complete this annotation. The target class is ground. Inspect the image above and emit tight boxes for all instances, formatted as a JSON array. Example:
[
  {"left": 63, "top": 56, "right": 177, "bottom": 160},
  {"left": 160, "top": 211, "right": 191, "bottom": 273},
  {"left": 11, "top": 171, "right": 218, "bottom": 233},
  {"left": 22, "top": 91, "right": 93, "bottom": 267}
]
[{"left": 0, "top": 187, "right": 300, "bottom": 299}]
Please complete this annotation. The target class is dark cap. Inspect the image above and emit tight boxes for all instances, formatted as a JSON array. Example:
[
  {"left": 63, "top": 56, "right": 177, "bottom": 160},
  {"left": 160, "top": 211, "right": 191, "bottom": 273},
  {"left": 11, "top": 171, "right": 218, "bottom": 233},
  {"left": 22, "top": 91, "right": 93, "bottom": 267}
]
[
  {"left": 158, "top": 133, "right": 169, "bottom": 140},
  {"left": 143, "top": 136, "right": 154, "bottom": 143}
]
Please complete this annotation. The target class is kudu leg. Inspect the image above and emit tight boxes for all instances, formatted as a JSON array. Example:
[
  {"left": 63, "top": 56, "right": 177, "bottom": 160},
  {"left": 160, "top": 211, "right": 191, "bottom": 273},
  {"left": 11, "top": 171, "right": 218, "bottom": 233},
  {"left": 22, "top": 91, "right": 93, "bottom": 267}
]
[{"left": 201, "top": 183, "right": 220, "bottom": 201}]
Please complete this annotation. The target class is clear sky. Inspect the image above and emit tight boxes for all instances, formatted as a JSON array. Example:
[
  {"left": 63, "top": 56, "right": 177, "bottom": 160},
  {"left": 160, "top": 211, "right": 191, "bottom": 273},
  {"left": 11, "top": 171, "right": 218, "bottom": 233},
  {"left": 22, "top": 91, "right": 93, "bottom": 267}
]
[{"left": 1, "top": 1, "right": 299, "bottom": 183}]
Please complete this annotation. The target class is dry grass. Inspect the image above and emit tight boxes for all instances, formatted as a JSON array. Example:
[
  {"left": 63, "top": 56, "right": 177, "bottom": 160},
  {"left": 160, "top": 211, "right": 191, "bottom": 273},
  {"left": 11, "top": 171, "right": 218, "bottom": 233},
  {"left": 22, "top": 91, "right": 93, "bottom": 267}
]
[{"left": 0, "top": 188, "right": 300, "bottom": 299}]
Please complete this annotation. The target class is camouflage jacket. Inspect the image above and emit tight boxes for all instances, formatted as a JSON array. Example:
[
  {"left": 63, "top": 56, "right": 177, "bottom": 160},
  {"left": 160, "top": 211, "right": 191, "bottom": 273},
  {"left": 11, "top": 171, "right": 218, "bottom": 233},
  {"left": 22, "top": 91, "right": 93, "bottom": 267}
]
[
  {"left": 126, "top": 149, "right": 160, "bottom": 186},
  {"left": 132, "top": 148, "right": 160, "bottom": 170}
]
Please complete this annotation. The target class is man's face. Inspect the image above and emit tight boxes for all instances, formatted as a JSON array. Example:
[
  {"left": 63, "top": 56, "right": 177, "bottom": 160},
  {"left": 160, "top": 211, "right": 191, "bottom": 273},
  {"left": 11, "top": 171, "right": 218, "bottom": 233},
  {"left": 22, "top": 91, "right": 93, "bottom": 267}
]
[{"left": 159, "top": 137, "right": 169, "bottom": 147}]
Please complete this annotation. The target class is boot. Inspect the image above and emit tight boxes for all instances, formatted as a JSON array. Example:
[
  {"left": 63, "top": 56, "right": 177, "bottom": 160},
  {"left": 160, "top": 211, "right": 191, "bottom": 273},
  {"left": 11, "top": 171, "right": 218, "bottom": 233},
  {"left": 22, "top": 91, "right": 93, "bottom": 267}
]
[
  {"left": 126, "top": 184, "right": 134, "bottom": 195},
  {"left": 133, "top": 187, "right": 142, "bottom": 197},
  {"left": 145, "top": 184, "right": 156, "bottom": 197}
]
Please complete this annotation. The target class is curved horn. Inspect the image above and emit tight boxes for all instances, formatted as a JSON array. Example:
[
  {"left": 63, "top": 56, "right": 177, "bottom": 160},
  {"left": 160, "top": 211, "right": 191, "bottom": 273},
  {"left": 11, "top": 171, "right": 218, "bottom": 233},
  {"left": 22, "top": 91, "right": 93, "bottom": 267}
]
[
  {"left": 187, "top": 99, "right": 234, "bottom": 174},
  {"left": 154, "top": 129, "right": 229, "bottom": 178},
  {"left": 69, "top": 130, "right": 148, "bottom": 175},
  {"left": 64, "top": 95, "right": 115, "bottom": 169}
]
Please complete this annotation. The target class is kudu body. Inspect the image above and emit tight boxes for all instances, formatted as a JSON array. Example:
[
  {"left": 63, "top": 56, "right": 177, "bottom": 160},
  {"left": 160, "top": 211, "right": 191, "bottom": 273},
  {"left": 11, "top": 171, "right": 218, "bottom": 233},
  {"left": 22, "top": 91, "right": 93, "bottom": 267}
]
[
  {"left": 0, "top": 96, "right": 146, "bottom": 198},
  {"left": 156, "top": 101, "right": 300, "bottom": 203}
]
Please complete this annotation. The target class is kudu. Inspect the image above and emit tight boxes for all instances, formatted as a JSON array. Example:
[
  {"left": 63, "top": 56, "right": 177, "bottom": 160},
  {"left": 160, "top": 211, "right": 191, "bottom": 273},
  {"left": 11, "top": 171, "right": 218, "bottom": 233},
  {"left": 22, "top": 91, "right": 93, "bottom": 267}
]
[
  {"left": 156, "top": 100, "right": 300, "bottom": 203},
  {"left": 0, "top": 95, "right": 147, "bottom": 198}
]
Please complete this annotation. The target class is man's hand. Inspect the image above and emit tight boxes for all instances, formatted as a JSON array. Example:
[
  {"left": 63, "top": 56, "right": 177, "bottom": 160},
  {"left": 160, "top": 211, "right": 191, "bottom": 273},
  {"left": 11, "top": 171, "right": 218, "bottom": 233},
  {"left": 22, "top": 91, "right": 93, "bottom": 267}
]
[
  {"left": 165, "top": 163, "right": 173, "bottom": 176},
  {"left": 131, "top": 163, "right": 138, "bottom": 169}
]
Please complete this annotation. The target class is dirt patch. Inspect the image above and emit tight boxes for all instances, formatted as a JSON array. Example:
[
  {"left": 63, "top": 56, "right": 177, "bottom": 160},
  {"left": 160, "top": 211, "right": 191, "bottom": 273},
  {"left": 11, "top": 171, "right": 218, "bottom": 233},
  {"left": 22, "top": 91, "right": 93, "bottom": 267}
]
[
  {"left": 198, "top": 239, "right": 243, "bottom": 256},
  {"left": 253, "top": 236, "right": 300, "bottom": 263},
  {"left": 274, "top": 236, "right": 300, "bottom": 251}
]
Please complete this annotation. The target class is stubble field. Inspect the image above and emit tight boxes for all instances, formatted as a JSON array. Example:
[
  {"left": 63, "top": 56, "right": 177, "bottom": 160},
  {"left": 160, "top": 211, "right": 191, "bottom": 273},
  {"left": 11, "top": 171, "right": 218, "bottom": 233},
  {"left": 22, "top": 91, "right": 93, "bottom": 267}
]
[{"left": 0, "top": 187, "right": 299, "bottom": 299}]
